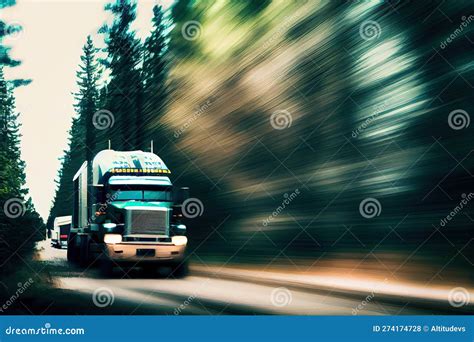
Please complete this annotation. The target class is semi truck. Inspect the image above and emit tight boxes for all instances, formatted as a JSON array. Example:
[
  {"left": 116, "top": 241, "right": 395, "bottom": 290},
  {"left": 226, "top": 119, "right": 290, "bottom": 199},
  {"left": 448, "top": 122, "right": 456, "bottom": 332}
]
[
  {"left": 51, "top": 216, "right": 72, "bottom": 249},
  {"left": 67, "top": 149, "right": 189, "bottom": 276}
]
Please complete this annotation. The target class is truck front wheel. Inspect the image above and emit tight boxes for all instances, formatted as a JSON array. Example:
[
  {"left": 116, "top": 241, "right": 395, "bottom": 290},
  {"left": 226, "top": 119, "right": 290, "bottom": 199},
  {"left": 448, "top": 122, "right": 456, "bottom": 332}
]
[
  {"left": 79, "top": 236, "right": 92, "bottom": 268},
  {"left": 67, "top": 233, "right": 79, "bottom": 264},
  {"left": 100, "top": 259, "right": 114, "bottom": 277},
  {"left": 170, "top": 261, "right": 188, "bottom": 278}
]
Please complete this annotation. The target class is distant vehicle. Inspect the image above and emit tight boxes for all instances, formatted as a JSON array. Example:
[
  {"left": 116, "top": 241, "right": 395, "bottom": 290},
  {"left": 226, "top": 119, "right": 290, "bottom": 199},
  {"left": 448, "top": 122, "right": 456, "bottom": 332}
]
[
  {"left": 67, "top": 149, "right": 189, "bottom": 277},
  {"left": 52, "top": 216, "right": 72, "bottom": 249}
]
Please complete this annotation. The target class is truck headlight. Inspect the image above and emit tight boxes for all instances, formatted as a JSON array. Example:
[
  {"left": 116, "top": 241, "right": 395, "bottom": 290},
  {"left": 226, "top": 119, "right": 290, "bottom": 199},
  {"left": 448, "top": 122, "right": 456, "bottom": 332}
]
[
  {"left": 103, "top": 223, "right": 117, "bottom": 229},
  {"left": 104, "top": 234, "right": 122, "bottom": 244},
  {"left": 172, "top": 236, "right": 188, "bottom": 246}
]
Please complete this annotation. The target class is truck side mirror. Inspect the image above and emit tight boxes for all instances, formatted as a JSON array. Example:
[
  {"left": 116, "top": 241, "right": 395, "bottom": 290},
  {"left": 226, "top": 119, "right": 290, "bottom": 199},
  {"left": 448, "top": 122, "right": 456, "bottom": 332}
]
[{"left": 173, "top": 187, "right": 190, "bottom": 204}]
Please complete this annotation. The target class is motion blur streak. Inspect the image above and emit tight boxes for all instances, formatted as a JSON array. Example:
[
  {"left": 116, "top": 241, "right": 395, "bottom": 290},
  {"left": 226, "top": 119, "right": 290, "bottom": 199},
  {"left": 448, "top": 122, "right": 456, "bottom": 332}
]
[
  {"left": 149, "top": 0, "right": 474, "bottom": 289},
  {"left": 149, "top": 0, "right": 474, "bottom": 287}
]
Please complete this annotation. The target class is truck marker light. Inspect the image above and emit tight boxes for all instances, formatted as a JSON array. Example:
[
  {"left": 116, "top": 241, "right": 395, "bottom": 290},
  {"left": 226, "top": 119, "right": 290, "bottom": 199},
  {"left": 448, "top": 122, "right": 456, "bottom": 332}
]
[
  {"left": 104, "top": 234, "right": 122, "bottom": 244},
  {"left": 171, "top": 236, "right": 188, "bottom": 246}
]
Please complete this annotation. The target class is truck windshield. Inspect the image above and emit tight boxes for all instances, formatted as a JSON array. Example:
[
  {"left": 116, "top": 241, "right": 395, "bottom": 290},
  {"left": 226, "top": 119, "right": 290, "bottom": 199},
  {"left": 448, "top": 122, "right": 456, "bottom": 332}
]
[{"left": 108, "top": 185, "right": 172, "bottom": 202}]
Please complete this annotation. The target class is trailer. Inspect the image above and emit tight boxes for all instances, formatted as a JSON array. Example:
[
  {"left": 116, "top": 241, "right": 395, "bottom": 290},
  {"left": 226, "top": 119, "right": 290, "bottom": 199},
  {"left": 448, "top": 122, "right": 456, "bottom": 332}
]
[
  {"left": 67, "top": 149, "right": 189, "bottom": 276},
  {"left": 52, "top": 216, "right": 72, "bottom": 249}
]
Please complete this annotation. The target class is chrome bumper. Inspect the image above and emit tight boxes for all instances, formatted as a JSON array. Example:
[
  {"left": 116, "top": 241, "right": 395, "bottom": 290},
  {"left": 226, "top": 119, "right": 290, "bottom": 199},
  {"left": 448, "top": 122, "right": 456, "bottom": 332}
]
[{"left": 105, "top": 242, "right": 186, "bottom": 262}]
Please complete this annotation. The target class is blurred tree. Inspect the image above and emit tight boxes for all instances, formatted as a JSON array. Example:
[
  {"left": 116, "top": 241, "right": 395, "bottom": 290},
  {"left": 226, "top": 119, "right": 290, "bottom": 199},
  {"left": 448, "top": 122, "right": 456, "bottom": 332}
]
[
  {"left": 142, "top": 5, "right": 169, "bottom": 150},
  {"left": 100, "top": 0, "right": 143, "bottom": 151}
]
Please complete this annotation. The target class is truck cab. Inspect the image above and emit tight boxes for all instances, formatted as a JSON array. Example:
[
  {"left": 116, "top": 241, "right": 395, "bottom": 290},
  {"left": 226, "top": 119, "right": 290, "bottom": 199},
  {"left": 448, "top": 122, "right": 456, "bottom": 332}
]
[{"left": 67, "top": 149, "right": 189, "bottom": 277}]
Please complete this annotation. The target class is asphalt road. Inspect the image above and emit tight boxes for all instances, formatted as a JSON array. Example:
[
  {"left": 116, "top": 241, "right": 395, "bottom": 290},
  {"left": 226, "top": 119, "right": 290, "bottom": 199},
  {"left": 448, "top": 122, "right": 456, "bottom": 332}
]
[{"left": 37, "top": 240, "right": 459, "bottom": 315}]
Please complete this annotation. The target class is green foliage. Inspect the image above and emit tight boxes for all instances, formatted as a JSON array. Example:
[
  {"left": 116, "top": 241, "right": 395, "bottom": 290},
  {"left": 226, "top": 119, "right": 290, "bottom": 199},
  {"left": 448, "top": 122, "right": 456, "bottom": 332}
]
[
  {"left": 100, "top": 0, "right": 143, "bottom": 151},
  {"left": 47, "top": 37, "right": 101, "bottom": 228},
  {"left": 0, "top": 68, "right": 44, "bottom": 274},
  {"left": 141, "top": 5, "right": 169, "bottom": 150}
]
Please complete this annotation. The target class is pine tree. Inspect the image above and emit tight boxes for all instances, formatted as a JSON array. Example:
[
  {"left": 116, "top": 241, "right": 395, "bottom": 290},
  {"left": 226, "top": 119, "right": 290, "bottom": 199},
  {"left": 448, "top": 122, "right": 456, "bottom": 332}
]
[
  {"left": 75, "top": 36, "right": 101, "bottom": 163},
  {"left": 0, "top": 68, "right": 44, "bottom": 273},
  {"left": 46, "top": 115, "right": 85, "bottom": 230},
  {"left": 100, "top": 0, "right": 143, "bottom": 151},
  {"left": 48, "top": 37, "right": 101, "bottom": 230}
]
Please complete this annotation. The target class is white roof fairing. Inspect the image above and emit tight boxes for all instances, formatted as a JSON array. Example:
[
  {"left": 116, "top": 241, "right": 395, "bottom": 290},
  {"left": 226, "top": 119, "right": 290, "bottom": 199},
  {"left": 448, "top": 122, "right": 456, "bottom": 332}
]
[{"left": 92, "top": 150, "right": 170, "bottom": 185}]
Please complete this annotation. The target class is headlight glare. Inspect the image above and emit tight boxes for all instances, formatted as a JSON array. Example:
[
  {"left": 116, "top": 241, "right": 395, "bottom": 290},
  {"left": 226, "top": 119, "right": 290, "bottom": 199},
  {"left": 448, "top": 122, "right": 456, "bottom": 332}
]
[
  {"left": 104, "top": 234, "right": 122, "bottom": 244},
  {"left": 172, "top": 236, "right": 188, "bottom": 246}
]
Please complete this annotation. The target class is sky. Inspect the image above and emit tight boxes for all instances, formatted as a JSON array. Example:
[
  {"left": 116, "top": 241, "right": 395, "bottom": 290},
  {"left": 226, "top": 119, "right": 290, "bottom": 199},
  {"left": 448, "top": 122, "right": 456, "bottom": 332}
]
[{"left": 1, "top": 0, "right": 174, "bottom": 219}]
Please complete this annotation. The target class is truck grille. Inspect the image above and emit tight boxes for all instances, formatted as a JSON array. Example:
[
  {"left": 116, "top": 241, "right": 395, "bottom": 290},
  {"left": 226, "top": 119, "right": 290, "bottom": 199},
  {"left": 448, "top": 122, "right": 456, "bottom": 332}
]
[{"left": 125, "top": 208, "right": 170, "bottom": 236}]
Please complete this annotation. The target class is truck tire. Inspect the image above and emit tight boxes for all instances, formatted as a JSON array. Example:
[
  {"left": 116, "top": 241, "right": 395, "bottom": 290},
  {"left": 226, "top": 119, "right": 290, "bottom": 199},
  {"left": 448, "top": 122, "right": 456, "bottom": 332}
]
[
  {"left": 100, "top": 259, "right": 114, "bottom": 277},
  {"left": 170, "top": 261, "right": 188, "bottom": 278},
  {"left": 67, "top": 233, "right": 79, "bottom": 264},
  {"left": 99, "top": 244, "right": 114, "bottom": 276},
  {"left": 79, "top": 236, "right": 91, "bottom": 268},
  {"left": 142, "top": 265, "right": 158, "bottom": 277}
]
